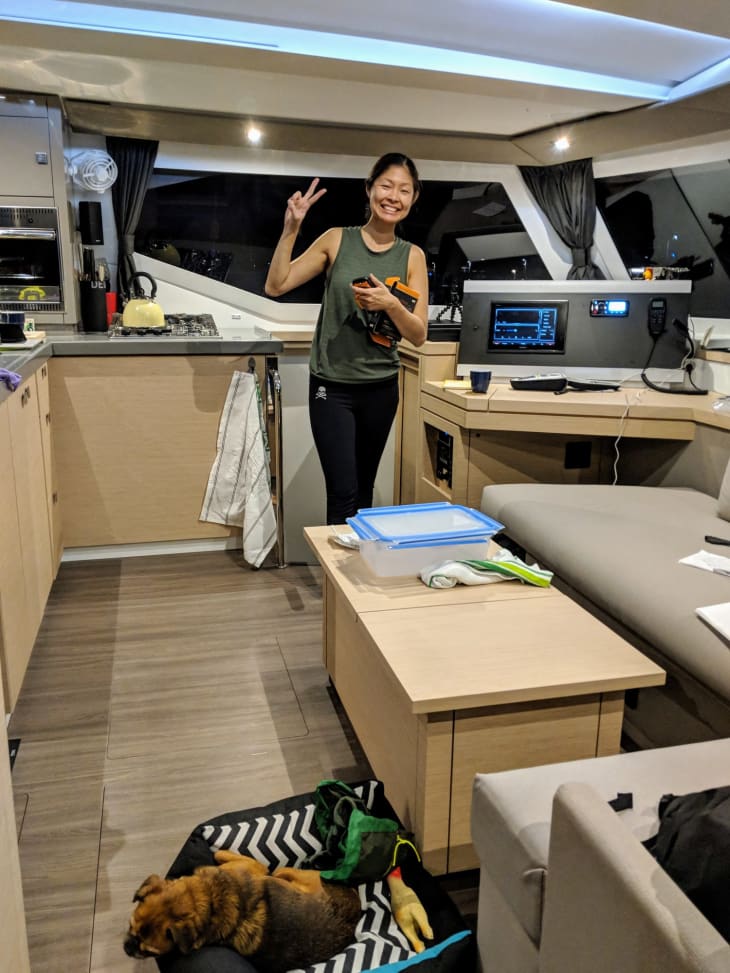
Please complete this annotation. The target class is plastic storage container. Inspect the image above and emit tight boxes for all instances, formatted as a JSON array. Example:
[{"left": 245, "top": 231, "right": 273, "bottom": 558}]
[{"left": 347, "top": 502, "right": 504, "bottom": 577}]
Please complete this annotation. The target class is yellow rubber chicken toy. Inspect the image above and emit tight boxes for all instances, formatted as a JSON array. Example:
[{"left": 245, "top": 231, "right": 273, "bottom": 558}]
[{"left": 386, "top": 866, "right": 434, "bottom": 953}]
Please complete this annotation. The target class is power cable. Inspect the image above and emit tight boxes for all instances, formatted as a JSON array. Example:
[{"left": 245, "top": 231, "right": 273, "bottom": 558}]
[{"left": 640, "top": 319, "right": 708, "bottom": 395}]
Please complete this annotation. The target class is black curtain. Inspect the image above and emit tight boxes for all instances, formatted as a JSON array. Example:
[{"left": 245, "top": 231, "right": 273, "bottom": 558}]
[
  {"left": 519, "top": 158, "right": 604, "bottom": 279},
  {"left": 106, "top": 136, "right": 159, "bottom": 301}
]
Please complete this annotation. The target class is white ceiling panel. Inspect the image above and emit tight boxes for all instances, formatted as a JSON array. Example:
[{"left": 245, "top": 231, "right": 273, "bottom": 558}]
[{"left": 1, "top": 0, "right": 730, "bottom": 158}]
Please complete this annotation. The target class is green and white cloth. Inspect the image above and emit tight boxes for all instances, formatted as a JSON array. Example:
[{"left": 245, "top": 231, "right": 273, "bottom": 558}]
[{"left": 421, "top": 549, "right": 553, "bottom": 589}]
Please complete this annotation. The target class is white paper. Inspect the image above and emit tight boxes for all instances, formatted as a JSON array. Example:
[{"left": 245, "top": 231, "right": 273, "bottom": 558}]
[
  {"left": 696, "top": 602, "right": 730, "bottom": 640},
  {"left": 679, "top": 550, "right": 730, "bottom": 575}
]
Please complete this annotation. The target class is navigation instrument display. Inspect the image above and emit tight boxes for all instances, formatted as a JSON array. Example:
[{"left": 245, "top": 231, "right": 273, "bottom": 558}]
[{"left": 488, "top": 301, "right": 568, "bottom": 353}]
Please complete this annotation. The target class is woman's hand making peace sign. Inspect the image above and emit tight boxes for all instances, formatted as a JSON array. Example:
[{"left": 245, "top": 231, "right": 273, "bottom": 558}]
[{"left": 284, "top": 178, "right": 327, "bottom": 233}]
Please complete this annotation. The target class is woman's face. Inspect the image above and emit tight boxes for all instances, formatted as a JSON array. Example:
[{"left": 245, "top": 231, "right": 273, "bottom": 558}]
[{"left": 367, "top": 165, "right": 418, "bottom": 225}]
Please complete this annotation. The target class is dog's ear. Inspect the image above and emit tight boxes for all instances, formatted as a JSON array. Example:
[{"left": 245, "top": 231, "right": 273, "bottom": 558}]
[
  {"left": 167, "top": 918, "right": 200, "bottom": 955},
  {"left": 133, "top": 874, "right": 166, "bottom": 902}
]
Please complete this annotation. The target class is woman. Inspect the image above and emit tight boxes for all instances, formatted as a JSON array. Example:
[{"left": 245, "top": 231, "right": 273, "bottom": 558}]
[{"left": 265, "top": 153, "right": 428, "bottom": 524}]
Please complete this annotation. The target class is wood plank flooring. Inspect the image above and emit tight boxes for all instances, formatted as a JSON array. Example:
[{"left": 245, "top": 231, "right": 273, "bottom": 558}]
[{"left": 9, "top": 551, "right": 381, "bottom": 973}]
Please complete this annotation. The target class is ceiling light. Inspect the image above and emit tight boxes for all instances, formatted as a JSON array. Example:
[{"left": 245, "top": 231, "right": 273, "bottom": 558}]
[
  {"left": 246, "top": 126, "right": 262, "bottom": 145},
  {"left": 553, "top": 136, "right": 571, "bottom": 152}
]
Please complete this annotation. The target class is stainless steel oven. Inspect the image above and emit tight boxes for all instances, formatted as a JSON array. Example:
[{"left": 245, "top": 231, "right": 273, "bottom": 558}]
[{"left": 0, "top": 206, "right": 63, "bottom": 312}]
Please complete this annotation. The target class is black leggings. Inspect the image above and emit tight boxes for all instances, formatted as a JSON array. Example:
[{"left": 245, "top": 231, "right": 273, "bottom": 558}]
[{"left": 309, "top": 374, "right": 399, "bottom": 525}]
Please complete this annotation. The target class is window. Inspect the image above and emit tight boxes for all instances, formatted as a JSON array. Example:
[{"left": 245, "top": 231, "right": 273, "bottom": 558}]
[
  {"left": 596, "top": 160, "right": 730, "bottom": 318},
  {"left": 136, "top": 171, "right": 548, "bottom": 305}
]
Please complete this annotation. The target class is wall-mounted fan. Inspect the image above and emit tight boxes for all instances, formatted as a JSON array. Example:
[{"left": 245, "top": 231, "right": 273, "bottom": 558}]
[{"left": 66, "top": 149, "right": 119, "bottom": 193}]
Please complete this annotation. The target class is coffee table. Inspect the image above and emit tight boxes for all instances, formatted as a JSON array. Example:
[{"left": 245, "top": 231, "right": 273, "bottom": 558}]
[{"left": 304, "top": 526, "right": 665, "bottom": 874}]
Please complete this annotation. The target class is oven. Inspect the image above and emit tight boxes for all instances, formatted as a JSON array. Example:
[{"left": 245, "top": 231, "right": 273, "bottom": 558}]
[{"left": 0, "top": 206, "right": 63, "bottom": 312}]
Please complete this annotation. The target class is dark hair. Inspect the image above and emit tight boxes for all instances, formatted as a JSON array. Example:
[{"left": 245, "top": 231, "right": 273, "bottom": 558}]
[{"left": 365, "top": 153, "right": 421, "bottom": 199}]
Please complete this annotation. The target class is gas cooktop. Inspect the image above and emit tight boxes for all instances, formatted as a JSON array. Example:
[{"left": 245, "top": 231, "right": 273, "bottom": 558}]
[{"left": 109, "top": 313, "right": 220, "bottom": 337}]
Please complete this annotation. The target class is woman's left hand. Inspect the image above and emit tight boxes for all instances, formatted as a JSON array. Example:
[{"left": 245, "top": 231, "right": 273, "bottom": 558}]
[{"left": 352, "top": 274, "right": 398, "bottom": 313}]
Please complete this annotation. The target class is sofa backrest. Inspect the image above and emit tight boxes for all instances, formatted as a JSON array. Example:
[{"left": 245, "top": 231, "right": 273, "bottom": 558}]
[
  {"left": 538, "top": 782, "right": 730, "bottom": 973},
  {"left": 717, "top": 457, "right": 730, "bottom": 520}
]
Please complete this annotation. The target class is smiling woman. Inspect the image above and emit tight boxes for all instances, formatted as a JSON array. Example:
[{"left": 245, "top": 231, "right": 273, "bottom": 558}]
[{"left": 262, "top": 152, "right": 429, "bottom": 525}]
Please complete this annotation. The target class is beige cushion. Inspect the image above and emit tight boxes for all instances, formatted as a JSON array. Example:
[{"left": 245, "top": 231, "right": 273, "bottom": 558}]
[
  {"left": 540, "top": 782, "right": 730, "bottom": 972},
  {"left": 717, "top": 460, "right": 730, "bottom": 520},
  {"left": 471, "top": 738, "right": 730, "bottom": 948},
  {"left": 480, "top": 483, "right": 730, "bottom": 702}
]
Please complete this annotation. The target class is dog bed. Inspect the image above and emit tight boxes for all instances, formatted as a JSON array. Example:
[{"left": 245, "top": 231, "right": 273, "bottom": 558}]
[{"left": 156, "top": 780, "right": 474, "bottom": 973}]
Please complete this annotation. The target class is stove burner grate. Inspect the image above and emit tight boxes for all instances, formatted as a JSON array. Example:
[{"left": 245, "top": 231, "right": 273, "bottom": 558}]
[{"left": 109, "top": 313, "right": 219, "bottom": 338}]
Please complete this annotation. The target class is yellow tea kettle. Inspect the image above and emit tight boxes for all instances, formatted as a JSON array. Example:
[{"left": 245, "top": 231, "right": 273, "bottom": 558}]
[{"left": 122, "top": 272, "right": 165, "bottom": 329}]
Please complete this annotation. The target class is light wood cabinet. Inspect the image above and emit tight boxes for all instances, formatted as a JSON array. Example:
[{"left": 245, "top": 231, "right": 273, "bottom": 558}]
[
  {"left": 0, "top": 402, "right": 32, "bottom": 714},
  {"left": 395, "top": 342, "right": 458, "bottom": 504},
  {"left": 36, "top": 361, "right": 62, "bottom": 570},
  {"left": 51, "top": 355, "right": 266, "bottom": 547},
  {"left": 1, "top": 372, "right": 55, "bottom": 712},
  {"left": 0, "top": 667, "right": 30, "bottom": 973}
]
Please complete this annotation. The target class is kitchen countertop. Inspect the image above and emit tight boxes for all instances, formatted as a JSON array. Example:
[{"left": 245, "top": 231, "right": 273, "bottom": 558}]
[{"left": 0, "top": 327, "right": 283, "bottom": 407}]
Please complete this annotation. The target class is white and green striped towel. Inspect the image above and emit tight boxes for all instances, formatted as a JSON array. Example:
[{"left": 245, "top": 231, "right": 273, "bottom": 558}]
[{"left": 421, "top": 549, "right": 553, "bottom": 589}]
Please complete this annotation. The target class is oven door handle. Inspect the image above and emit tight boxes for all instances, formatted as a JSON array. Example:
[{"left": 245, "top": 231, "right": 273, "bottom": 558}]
[{"left": 0, "top": 228, "right": 57, "bottom": 240}]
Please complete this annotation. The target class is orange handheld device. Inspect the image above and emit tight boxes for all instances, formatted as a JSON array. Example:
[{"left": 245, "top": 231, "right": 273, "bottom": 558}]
[{"left": 352, "top": 276, "right": 420, "bottom": 348}]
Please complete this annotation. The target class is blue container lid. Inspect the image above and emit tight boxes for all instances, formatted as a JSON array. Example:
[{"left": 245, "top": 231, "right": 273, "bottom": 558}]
[{"left": 347, "top": 502, "right": 503, "bottom": 549}]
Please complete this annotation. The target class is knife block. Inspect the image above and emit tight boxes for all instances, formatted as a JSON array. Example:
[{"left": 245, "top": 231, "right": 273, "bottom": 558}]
[{"left": 80, "top": 279, "right": 108, "bottom": 332}]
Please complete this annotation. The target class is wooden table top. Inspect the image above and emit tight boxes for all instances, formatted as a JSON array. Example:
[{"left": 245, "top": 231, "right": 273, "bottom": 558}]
[
  {"left": 304, "top": 526, "right": 558, "bottom": 614},
  {"left": 304, "top": 525, "right": 665, "bottom": 714}
]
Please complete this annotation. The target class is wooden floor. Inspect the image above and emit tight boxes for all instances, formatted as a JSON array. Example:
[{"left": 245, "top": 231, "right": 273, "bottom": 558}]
[{"left": 9, "top": 551, "right": 390, "bottom": 973}]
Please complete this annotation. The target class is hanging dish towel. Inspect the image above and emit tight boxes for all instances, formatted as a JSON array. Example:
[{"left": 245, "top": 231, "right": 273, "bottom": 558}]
[
  {"left": 421, "top": 550, "right": 553, "bottom": 588},
  {"left": 200, "top": 371, "right": 277, "bottom": 568}
]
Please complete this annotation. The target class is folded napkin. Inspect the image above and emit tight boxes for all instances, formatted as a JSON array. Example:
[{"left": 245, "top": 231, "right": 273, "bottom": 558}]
[
  {"left": 679, "top": 550, "right": 730, "bottom": 576},
  {"left": 421, "top": 550, "right": 553, "bottom": 589},
  {"left": 0, "top": 368, "right": 21, "bottom": 391}
]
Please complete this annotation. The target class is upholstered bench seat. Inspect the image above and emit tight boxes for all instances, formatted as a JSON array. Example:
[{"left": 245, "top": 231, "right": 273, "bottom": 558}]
[
  {"left": 480, "top": 481, "right": 730, "bottom": 743},
  {"left": 470, "top": 738, "right": 730, "bottom": 972}
]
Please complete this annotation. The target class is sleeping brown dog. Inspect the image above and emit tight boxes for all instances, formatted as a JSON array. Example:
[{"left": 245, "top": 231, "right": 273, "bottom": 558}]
[{"left": 124, "top": 850, "right": 362, "bottom": 972}]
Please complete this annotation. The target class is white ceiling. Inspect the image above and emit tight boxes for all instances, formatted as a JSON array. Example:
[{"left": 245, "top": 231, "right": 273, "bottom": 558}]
[{"left": 1, "top": 0, "right": 730, "bottom": 161}]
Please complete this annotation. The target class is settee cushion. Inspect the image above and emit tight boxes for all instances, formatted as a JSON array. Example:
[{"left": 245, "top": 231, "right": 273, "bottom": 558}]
[
  {"left": 471, "top": 737, "right": 730, "bottom": 948},
  {"left": 540, "top": 782, "right": 730, "bottom": 973},
  {"left": 718, "top": 461, "right": 730, "bottom": 521},
  {"left": 480, "top": 483, "right": 730, "bottom": 702}
]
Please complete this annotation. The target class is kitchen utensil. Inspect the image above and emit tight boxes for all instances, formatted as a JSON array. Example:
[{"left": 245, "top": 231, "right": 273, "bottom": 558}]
[
  {"left": 122, "top": 272, "right": 165, "bottom": 329},
  {"left": 80, "top": 280, "right": 108, "bottom": 332}
]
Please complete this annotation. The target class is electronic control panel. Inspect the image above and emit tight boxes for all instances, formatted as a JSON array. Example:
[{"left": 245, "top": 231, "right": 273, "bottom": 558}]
[
  {"left": 589, "top": 298, "right": 629, "bottom": 317},
  {"left": 457, "top": 281, "right": 691, "bottom": 374}
]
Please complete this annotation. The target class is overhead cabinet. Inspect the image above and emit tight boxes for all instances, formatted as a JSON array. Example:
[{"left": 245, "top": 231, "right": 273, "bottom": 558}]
[{"left": 0, "top": 116, "right": 54, "bottom": 198}]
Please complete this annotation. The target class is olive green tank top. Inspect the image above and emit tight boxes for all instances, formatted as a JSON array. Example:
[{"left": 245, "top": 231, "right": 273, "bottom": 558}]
[{"left": 310, "top": 226, "right": 411, "bottom": 383}]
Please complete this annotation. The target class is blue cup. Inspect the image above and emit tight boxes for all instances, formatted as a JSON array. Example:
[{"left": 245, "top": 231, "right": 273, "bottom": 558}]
[{"left": 470, "top": 370, "right": 491, "bottom": 393}]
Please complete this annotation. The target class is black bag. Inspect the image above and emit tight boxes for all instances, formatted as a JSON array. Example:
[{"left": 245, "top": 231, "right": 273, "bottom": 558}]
[{"left": 644, "top": 784, "right": 730, "bottom": 941}]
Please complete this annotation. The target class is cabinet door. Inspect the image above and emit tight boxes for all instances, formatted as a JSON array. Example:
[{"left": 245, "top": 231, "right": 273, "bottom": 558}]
[
  {"left": 8, "top": 374, "right": 54, "bottom": 649},
  {"left": 36, "top": 360, "right": 62, "bottom": 571},
  {"left": 0, "top": 403, "right": 32, "bottom": 713},
  {"left": 0, "top": 116, "right": 53, "bottom": 196},
  {"left": 51, "top": 356, "right": 252, "bottom": 546},
  {"left": 0, "top": 664, "right": 30, "bottom": 971}
]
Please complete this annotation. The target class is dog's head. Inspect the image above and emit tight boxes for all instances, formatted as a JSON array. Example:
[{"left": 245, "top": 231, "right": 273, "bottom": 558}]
[{"left": 123, "top": 873, "right": 206, "bottom": 959}]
